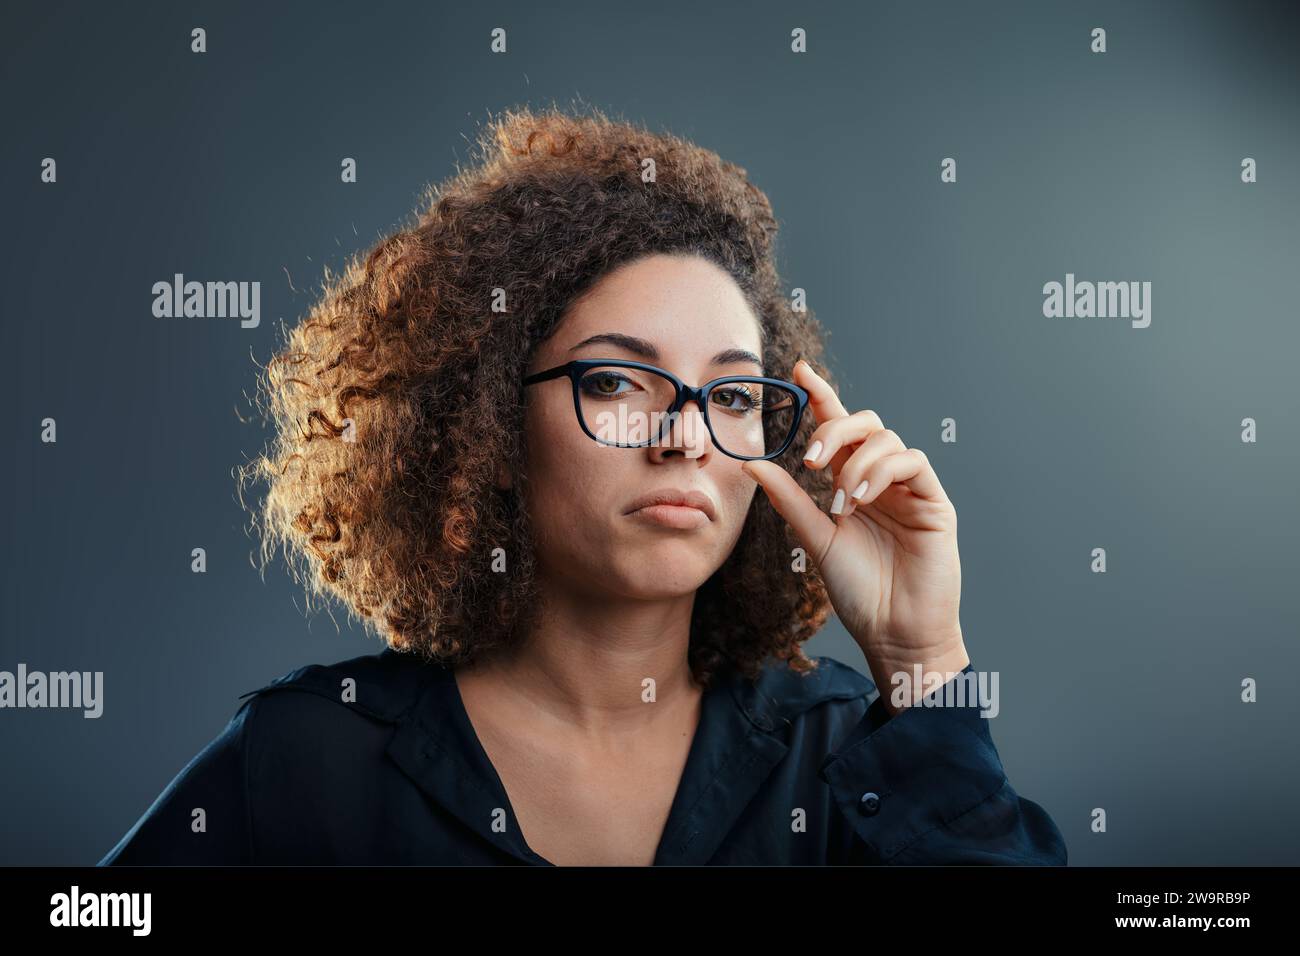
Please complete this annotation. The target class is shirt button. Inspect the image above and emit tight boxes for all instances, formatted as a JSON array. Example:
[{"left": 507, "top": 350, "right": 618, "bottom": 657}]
[{"left": 858, "top": 791, "right": 881, "bottom": 816}]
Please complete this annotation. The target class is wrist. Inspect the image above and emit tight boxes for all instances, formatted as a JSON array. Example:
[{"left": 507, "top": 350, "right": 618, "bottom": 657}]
[{"left": 866, "top": 641, "right": 971, "bottom": 717}]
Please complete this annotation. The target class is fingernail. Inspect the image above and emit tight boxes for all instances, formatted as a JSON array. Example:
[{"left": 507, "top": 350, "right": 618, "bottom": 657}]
[
  {"left": 851, "top": 480, "right": 869, "bottom": 500},
  {"left": 830, "top": 488, "right": 846, "bottom": 515},
  {"left": 803, "top": 439, "right": 823, "bottom": 463}
]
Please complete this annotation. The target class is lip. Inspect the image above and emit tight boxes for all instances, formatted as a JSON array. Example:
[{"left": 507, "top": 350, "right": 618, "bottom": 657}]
[{"left": 624, "top": 487, "right": 718, "bottom": 523}]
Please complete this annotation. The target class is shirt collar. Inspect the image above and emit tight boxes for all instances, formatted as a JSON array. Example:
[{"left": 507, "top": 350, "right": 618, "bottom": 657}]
[{"left": 383, "top": 649, "right": 866, "bottom": 866}]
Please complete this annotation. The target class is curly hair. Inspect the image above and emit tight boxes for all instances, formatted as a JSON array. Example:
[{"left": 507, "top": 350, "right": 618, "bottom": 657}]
[{"left": 240, "top": 101, "right": 840, "bottom": 691}]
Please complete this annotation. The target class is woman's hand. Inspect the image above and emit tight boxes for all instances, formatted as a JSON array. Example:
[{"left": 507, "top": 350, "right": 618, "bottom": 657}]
[{"left": 741, "top": 360, "right": 970, "bottom": 715}]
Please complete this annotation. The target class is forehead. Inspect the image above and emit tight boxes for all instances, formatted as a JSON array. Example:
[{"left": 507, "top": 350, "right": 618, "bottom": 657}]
[{"left": 560, "top": 253, "right": 763, "bottom": 354}]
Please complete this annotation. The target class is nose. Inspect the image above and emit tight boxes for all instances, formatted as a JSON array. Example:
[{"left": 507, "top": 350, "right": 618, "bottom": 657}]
[{"left": 646, "top": 398, "right": 713, "bottom": 462}]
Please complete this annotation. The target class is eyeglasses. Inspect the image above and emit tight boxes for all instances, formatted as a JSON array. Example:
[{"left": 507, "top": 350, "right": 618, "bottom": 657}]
[{"left": 521, "top": 358, "right": 809, "bottom": 461}]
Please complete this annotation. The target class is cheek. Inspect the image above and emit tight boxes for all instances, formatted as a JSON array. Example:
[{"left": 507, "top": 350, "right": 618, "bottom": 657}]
[
  {"left": 525, "top": 401, "right": 571, "bottom": 473},
  {"left": 522, "top": 395, "right": 598, "bottom": 481},
  {"left": 719, "top": 466, "right": 759, "bottom": 521},
  {"left": 523, "top": 404, "right": 623, "bottom": 524},
  {"left": 524, "top": 397, "right": 608, "bottom": 483},
  {"left": 716, "top": 473, "right": 760, "bottom": 546}
]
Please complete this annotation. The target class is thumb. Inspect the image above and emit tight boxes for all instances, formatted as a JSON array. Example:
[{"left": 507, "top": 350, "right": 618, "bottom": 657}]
[{"left": 741, "top": 458, "right": 837, "bottom": 567}]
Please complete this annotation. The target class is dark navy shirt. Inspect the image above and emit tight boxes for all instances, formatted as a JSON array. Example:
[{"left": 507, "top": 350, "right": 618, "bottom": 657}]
[{"left": 97, "top": 647, "right": 1068, "bottom": 865}]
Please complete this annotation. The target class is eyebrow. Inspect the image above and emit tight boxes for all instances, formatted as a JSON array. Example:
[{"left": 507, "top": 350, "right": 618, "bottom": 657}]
[{"left": 568, "top": 333, "right": 763, "bottom": 370}]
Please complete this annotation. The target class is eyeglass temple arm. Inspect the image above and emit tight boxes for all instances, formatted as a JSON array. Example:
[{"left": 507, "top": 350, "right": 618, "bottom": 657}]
[{"left": 521, "top": 364, "right": 572, "bottom": 386}]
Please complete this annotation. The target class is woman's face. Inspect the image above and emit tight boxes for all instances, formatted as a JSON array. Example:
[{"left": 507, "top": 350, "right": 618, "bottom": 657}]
[{"left": 518, "top": 253, "right": 764, "bottom": 601}]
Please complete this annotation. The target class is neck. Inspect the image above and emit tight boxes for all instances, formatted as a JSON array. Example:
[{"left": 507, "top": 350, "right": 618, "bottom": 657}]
[{"left": 463, "top": 583, "right": 701, "bottom": 738}]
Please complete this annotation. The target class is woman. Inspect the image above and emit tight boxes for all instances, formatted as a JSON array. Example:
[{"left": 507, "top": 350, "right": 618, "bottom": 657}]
[{"left": 98, "top": 104, "right": 1067, "bottom": 866}]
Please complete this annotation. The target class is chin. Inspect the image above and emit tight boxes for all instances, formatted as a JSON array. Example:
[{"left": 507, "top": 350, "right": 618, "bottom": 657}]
[
  {"left": 583, "top": 545, "right": 704, "bottom": 592},
  {"left": 626, "top": 553, "right": 719, "bottom": 595}
]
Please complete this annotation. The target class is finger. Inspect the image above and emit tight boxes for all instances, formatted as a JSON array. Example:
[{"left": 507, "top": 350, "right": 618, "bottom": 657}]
[
  {"left": 793, "top": 361, "right": 860, "bottom": 477},
  {"left": 827, "top": 428, "right": 907, "bottom": 514},
  {"left": 850, "top": 448, "right": 948, "bottom": 511},
  {"left": 793, "top": 360, "right": 850, "bottom": 424},
  {"left": 801, "top": 409, "right": 886, "bottom": 474},
  {"left": 741, "top": 458, "right": 837, "bottom": 567}
]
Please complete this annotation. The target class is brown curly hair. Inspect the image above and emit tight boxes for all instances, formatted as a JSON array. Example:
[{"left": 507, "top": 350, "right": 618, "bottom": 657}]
[{"left": 239, "top": 101, "right": 840, "bottom": 691}]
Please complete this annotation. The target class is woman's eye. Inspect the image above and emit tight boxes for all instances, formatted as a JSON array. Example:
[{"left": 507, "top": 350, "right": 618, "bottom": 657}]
[
  {"left": 581, "top": 373, "right": 633, "bottom": 397},
  {"left": 713, "top": 387, "right": 760, "bottom": 412}
]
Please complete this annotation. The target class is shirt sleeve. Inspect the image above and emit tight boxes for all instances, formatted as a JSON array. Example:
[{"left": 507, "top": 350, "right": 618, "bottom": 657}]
[
  {"left": 817, "top": 663, "right": 1068, "bottom": 865},
  {"left": 96, "top": 697, "right": 258, "bottom": 865}
]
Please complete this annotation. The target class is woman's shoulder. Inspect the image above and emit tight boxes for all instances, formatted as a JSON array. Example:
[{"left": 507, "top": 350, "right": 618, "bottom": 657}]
[
  {"left": 239, "top": 644, "right": 441, "bottom": 728},
  {"left": 97, "top": 647, "right": 440, "bottom": 865},
  {"left": 236, "top": 646, "right": 459, "bottom": 798}
]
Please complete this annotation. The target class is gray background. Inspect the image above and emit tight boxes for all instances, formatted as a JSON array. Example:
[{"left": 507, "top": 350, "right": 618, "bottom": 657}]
[{"left": 2, "top": 0, "right": 1297, "bottom": 866}]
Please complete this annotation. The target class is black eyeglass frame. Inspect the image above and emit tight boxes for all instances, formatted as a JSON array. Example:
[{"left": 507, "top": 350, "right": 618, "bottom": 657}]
[{"left": 521, "top": 358, "right": 810, "bottom": 462}]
